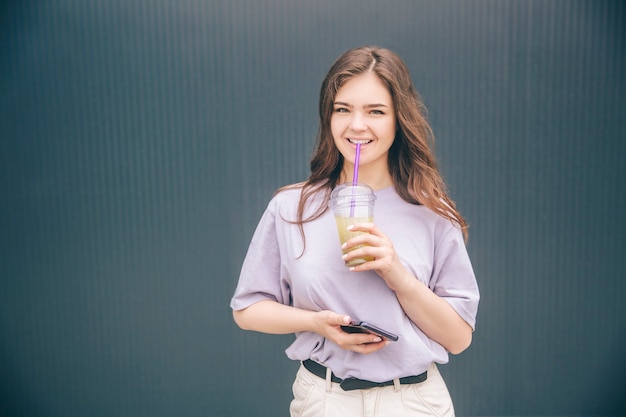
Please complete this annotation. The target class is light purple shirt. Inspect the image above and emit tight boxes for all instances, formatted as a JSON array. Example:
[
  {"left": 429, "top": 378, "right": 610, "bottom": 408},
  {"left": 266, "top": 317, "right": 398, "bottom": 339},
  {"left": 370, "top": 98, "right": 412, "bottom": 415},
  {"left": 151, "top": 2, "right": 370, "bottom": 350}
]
[{"left": 230, "top": 186, "right": 479, "bottom": 382}]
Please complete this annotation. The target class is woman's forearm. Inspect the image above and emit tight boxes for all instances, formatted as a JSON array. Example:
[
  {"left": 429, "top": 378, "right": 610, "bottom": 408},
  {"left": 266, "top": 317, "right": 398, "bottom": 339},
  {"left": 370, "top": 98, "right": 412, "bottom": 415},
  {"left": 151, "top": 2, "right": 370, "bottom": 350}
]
[
  {"left": 233, "top": 299, "right": 319, "bottom": 334},
  {"left": 391, "top": 270, "right": 473, "bottom": 354}
]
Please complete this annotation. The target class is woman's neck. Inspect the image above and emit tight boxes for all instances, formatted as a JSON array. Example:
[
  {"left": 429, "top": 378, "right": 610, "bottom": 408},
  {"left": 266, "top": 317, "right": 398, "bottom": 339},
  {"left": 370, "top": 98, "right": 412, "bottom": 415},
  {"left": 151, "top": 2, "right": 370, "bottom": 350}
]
[{"left": 340, "top": 169, "right": 393, "bottom": 190}]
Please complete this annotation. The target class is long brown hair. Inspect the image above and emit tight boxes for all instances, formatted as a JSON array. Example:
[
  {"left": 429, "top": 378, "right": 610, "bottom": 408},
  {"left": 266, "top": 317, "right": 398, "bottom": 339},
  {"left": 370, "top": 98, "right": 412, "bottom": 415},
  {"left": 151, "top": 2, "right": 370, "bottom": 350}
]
[{"left": 279, "top": 45, "right": 468, "bottom": 246}]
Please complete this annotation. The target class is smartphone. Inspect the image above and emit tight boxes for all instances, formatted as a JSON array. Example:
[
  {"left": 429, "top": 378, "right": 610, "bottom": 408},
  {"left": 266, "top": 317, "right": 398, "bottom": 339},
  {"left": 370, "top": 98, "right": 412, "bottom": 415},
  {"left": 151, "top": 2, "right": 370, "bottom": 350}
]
[{"left": 340, "top": 320, "right": 399, "bottom": 341}]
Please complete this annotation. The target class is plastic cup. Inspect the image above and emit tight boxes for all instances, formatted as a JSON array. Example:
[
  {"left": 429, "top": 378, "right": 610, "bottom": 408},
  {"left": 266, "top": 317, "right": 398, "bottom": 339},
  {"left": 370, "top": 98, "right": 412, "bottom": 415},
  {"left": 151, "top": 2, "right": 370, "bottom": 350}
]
[{"left": 328, "top": 183, "right": 377, "bottom": 267}]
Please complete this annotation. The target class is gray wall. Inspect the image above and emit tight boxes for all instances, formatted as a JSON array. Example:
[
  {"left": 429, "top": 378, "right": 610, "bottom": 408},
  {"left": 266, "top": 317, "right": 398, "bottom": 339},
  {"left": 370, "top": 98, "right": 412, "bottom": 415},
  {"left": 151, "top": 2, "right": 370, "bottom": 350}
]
[{"left": 1, "top": 1, "right": 625, "bottom": 416}]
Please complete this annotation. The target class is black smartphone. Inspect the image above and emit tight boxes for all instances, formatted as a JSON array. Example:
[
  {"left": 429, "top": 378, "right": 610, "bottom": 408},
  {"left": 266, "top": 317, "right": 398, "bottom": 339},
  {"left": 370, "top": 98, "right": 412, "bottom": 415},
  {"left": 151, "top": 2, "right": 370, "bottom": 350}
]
[{"left": 340, "top": 320, "right": 399, "bottom": 341}]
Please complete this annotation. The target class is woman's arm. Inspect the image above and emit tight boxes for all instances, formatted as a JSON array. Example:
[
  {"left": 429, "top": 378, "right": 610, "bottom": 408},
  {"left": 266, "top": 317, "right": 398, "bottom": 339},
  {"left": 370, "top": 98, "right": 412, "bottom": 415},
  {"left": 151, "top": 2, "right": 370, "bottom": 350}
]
[
  {"left": 233, "top": 299, "right": 320, "bottom": 334},
  {"left": 383, "top": 269, "right": 473, "bottom": 354},
  {"left": 233, "top": 299, "right": 389, "bottom": 354},
  {"left": 342, "top": 223, "right": 474, "bottom": 354}
]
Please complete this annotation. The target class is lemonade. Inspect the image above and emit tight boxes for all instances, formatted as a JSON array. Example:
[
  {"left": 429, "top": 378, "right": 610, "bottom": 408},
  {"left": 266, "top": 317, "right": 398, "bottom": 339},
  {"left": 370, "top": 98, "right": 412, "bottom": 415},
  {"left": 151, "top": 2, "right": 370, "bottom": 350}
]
[
  {"left": 335, "top": 215, "right": 375, "bottom": 266},
  {"left": 329, "top": 183, "right": 376, "bottom": 267}
]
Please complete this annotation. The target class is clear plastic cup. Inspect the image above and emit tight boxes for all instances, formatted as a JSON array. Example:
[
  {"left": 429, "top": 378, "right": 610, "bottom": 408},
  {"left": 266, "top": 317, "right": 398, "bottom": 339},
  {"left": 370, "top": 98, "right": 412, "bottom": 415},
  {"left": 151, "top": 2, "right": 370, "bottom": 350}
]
[{"left": 328, "top": 183, "right": 376, "bottom": 267}]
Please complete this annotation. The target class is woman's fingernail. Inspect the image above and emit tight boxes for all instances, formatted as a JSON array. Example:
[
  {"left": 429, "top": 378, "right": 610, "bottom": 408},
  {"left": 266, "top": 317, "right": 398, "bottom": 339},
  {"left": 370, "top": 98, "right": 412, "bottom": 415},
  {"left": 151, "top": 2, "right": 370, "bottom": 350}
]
[{"left": 347, "top": 225, "right": 354, "bottom": 231}]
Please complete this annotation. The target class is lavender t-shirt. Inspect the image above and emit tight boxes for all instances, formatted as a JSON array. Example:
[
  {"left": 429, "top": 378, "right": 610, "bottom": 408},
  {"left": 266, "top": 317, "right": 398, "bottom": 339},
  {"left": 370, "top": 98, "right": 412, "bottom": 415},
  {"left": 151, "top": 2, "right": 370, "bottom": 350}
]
[{"left": 230, "top": 186, "right": 479, "bottom": 382}]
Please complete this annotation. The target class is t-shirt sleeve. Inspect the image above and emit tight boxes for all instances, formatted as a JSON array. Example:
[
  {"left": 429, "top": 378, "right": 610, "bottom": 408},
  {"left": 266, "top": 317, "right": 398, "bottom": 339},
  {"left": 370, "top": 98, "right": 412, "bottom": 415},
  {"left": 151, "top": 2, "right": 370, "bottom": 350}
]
[
  {"left": 230, "top": 197, "right": 291, "bottom": 311},
  {"left": 430, "top": 223, "right": 480, "bottom": 330}
]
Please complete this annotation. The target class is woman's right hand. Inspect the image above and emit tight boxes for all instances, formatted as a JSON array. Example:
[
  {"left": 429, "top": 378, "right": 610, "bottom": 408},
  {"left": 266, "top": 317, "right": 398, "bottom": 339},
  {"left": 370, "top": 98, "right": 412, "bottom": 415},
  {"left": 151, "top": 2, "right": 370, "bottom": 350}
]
[{"left": 314, "top": 311, "right": 389, "bottom": 354}]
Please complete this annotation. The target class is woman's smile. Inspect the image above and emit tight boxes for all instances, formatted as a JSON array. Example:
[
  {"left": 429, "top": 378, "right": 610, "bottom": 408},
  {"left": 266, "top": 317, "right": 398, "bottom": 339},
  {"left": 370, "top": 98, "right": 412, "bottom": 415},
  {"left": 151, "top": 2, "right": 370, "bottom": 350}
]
[{"left": 347, "top": 138, "right": 374, "bottom": 145}]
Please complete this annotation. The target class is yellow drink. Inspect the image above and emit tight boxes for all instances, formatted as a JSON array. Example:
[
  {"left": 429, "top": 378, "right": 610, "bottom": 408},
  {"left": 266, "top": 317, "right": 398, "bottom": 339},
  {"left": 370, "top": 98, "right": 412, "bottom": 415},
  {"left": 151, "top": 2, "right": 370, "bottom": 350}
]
[
  {"left": 329, "top": 183, "right": 376, "bottom": 267},
  {"left": 335, "top": 215, "right": 374, "bottom": 267}
]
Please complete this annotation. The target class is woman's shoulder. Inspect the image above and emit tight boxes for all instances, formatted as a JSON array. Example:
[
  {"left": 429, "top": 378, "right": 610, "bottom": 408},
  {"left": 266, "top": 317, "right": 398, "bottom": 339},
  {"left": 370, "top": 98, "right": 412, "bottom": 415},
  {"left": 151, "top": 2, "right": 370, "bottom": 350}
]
[
  {"left": 268, "top": 181, "right": 330, "bottom": 218},
  {"left": 272, "top": 182, "right": 304, "bottom": 200},
  {"left": 264, "top": 182, "right": 304, "bottom": 212},
  {"left": 276, "top": 181, "right": 306, "bottom": 192},
  {"left": 273, "top": 181, "right": 331, "bottom": 200}
]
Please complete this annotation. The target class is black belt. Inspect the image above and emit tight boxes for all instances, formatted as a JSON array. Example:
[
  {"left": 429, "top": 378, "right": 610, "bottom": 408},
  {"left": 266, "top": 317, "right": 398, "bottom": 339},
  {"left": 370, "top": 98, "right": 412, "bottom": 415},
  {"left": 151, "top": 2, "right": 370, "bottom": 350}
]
[{"left": 302, "top": 359, "right": 427, "bottom": 391}]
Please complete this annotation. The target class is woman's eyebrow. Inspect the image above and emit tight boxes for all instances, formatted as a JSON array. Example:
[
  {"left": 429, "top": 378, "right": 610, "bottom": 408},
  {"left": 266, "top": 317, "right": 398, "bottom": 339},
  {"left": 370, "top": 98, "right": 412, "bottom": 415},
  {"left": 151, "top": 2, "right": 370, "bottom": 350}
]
[{"left": 333, "top": 101, "right": 390, "bottom": 108}]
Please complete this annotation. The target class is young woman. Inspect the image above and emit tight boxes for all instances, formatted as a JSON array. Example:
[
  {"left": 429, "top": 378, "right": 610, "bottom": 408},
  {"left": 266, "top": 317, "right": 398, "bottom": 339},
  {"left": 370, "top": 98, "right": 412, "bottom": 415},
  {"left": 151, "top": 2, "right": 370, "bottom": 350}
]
[{"left": 230, "top": 46, "right": 479, "bottom": 417}]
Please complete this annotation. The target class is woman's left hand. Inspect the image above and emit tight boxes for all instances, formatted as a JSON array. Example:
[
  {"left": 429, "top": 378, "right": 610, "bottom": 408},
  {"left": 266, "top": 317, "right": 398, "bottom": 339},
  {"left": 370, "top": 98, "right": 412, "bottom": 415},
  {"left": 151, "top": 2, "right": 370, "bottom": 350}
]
[{"left": 341, "top": 222, "right": 408, "bottom": 290}]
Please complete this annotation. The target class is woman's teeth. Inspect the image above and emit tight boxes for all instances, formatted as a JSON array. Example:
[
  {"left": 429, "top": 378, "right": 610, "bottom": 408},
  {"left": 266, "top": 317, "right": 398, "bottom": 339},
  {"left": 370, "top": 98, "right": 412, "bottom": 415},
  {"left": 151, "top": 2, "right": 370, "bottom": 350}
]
[{"left": 348, "top": 139, "right": 373, "bottom": 145}]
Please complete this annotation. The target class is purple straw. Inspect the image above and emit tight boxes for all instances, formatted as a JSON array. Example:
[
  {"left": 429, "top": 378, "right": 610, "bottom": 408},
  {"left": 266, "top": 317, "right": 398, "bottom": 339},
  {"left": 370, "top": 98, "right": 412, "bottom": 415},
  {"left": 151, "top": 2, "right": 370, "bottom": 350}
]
[
  {"left": 352, "top": 143, "right": 361, "bottom": 185},
  {"left": 350, "top": 144, "right": 361, "bottom": 216}
]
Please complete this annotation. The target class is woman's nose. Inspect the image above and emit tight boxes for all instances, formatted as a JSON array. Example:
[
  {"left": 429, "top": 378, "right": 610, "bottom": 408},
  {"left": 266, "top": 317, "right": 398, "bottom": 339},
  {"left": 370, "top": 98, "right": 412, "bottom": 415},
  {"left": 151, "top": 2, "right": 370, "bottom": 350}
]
[{"left": 349, "top": 113, "right": 366, "bottom": 131}]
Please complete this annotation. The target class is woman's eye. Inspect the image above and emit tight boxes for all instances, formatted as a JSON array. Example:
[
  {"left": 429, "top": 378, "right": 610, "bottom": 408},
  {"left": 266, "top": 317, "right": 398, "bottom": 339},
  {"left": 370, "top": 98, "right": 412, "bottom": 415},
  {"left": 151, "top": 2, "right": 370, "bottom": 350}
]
[
  {"left": 370, "top": 109, "right": 384, "bottom": 115},
  {"left": 334, "top": 107, "right": 349, "bottom": 113}
]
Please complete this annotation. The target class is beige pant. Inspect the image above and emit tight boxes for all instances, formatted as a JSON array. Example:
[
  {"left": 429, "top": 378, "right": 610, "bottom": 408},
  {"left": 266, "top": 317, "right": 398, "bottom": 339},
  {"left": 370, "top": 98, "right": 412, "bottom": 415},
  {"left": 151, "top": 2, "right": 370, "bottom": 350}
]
[{"left": 290, "top": 362, "right": 455, "bottom": 417}]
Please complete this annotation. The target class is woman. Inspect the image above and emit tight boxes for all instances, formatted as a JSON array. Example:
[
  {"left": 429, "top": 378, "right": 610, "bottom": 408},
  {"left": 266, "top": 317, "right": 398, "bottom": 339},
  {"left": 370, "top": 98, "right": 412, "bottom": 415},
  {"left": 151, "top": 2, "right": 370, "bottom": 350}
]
[{"left": 230, "top": 46, "right": 479, "bottom": 417}]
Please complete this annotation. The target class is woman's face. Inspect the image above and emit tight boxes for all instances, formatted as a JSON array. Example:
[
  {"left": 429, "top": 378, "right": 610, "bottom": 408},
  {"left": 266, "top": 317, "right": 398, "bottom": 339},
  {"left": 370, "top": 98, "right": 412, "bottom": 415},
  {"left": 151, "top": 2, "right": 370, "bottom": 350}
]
[{"left": 331, "top": 72, "right": 396, "bottom": 179}]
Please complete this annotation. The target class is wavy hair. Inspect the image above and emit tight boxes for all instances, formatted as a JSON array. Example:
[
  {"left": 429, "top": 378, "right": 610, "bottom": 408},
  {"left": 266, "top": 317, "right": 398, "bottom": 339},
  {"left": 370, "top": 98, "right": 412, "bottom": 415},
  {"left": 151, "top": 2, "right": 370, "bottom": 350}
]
[{"left": 279, "top": 46, "right": 468, "bottom": 248}]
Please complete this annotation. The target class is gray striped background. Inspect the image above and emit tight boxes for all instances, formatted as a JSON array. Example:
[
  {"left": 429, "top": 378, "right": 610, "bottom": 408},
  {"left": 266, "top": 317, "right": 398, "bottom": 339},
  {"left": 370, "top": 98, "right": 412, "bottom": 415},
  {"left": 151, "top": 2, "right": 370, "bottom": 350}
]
[{"left": 1, "top": 1, "right": 625, "bottom": 416}]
